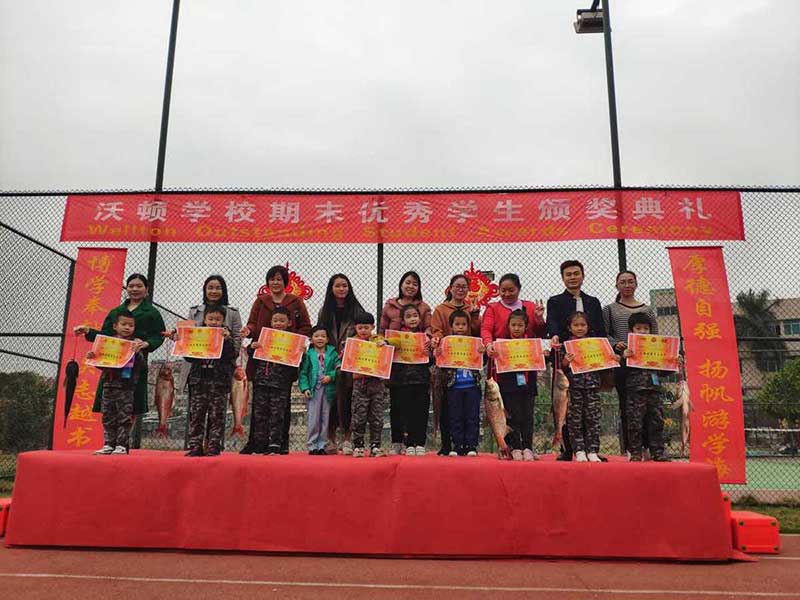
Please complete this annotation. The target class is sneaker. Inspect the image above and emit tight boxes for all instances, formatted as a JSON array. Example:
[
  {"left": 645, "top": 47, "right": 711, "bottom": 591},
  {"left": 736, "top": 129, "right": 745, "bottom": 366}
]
[
  {"left": 94, "top": 445, "right": 114, "bottom": 455},
  {"left": 239, "top": 444, "right": 256, "bottom": 455},
  {"left": 466, "top": 448, "right": 478, "bottom": 457},
  {"left": 629, "top": 454, "right": 642, "bottom": 462},
  {"left": 342, "top": 440, "right": 354, "bottom": 456},
  {"left": 415, "top": 446, "right": 426, "bottom": 456},
  {"left": 206, "top": 448, "right": 221, "bottom": 457},
  {"left": 511, "top": 449, "right": 523, "bottom": 461},
  {"left": 556, "top": 451, "right": 572, "bottom": 461},
  {"left": 522, "top": 448, "right": 537, "bottom": 461},
  {"left": 309, "top": 449, "right": 318, "bottom": 455},
  {"left": 652, "top": 454, "right": 671, "bottom": 462},
  {"left": 267, "top": 445, "right": 281, "bottom": 455},
  {"left": 587, "top": 452, "right": 602, "bottom": 463},
  {"left": 371, "top": 446, "right": 386, "bottom": 457},
  {"left": 643, "top": 448, "right": 652, "bottom": 461},
  {"left": 325, "top": 440, "right": 338, "bottom": 454},
  {"left": 390, "top": 443, "right": 404, "bottom": 455},
  {"left": 448, "top": 451, "right": 458, "bottom": 457},
  {"left": 111, "top": 445, "right": 128, "bottom": 455},
  {"left": 437, "top": 446, "right": 452, "bottom": 456},
  {"left": 352, "top": 446, "right": 365, "bottom": 458},
  {"left": 405, "top": 446, "right": 416, "bottom": 456},
  {"left": 575, "top": 450, "right": 588, "bottom": 462}
]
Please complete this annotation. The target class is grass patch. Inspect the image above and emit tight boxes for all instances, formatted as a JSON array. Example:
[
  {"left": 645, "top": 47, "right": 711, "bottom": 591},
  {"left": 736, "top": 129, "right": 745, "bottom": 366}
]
[{"left": 733, "top": 500, "right": 800, "bottom": 533}]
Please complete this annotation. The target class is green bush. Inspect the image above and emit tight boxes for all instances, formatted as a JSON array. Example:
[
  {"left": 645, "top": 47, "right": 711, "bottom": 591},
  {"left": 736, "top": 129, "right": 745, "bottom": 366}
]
[
  {"left": 0, "top": 372, "right": 54, "bottom": 452},
  {"left": 756, "top": 358, "right": 800, "bottom": 422}
]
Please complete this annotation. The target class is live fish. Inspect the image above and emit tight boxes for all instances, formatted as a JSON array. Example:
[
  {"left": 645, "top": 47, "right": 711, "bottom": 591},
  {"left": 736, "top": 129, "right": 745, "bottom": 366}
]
[
  {"left": 671, "top": 379, "right": 693, "bottom": 454},
  {"left": 154, "top": 363, "right": 175, "bottom": 438},
  {"left": 551, "top": 367, "right": 570, "bottom": 448},
  {"left": 230, "top": 366, "right": 249, "bottom": 437},
  {"left": 484, "top": 377, "right": 511, "bottom": 458}
]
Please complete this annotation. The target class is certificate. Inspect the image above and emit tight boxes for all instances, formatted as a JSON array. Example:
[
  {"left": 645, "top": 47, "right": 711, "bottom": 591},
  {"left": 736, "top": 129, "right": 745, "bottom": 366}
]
[
  {"left": 86, "top": 335, "right": 136, "bottom": 368},
  {"left": 172, "top": 327, "right": 224, "bottom": 359},
  {"left": 563, "top": 337, "right": 619, "bottom": 374},
  {"left": 435, "top": 335, "right": 483, "bottom": 370},
  {"left": 252, "top": 328, "right": 307, "bottom": 367},
  {"left": 493, "top": 338, "right": 546, "bottom": 373},
  {"left": 385, "top": 329, "right": 429, "bottom": 364},
  {"left": 626, "top": 333, "right": 680, "bottom": 372},
  {"left": 341, "top": 338, "right": 394, "bottom": 379}
]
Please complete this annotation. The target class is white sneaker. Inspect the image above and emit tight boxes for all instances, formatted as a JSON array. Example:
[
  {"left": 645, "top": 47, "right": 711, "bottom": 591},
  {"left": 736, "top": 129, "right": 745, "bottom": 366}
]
[
  {"left": 415, "top": 446, "right": 426, "bottom": 456},
  {"left": 390, "top": 443, "right": 403, "bottom": 455},
  {"left": 352, "top": 447, "right": 365, "bottom": 458},
  {"left": 111, "top": 445, "right": 128, "bottom": 455},
  {"left": 467, "top": 449, "right": 478, "bottom": 457},
  {"left": 94, "top": 445, "right": 114, "bottom": 455},
  {"left": 575, "top": 451, "right": 588, "bottom": 462},
  {"left": 448, "top": 451, "right": 458, "bottom": 457},
  {"left": 371, "top": 446, "right": 386, "bottom": 457},
  {"left": 643, "top": 448, "right": 652, "bottom": 461},
  {"left": 587, "top": 452, "right": 602, "bottom": 463},
  {"left": 522, "top": 448, "right": 537, "bottom": 461},
  {"left": 405, "top": 446, "right": 416, "bottom": 456},
  {"left": 511, "top": 449, "right": 523, "bottom": 461},
  {"left": 342, "top": 440, "right": 354, "bottom": 456}
]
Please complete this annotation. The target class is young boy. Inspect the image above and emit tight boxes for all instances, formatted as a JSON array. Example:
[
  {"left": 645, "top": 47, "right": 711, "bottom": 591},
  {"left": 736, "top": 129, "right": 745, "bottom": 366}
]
[
  {"left": 185, "top": 306, "right": 236, "bottom": 457},
  {"left": 623, "top": 312, "right": 676, "bottom": 462},
  {"left": 89, "top": 310, "right": 144, "bottom": 455},
  {"left": 349, "top": 312, "right": 387, "bottom": 457},
  {"left": 299, "top": 325, "right": 340, "bottom": 455},
  {"left": 250, "top": 306, "right": 298, "bottom": 455},
  {"left": 434, "top": 310, "right": 484, "bottom": 457}
]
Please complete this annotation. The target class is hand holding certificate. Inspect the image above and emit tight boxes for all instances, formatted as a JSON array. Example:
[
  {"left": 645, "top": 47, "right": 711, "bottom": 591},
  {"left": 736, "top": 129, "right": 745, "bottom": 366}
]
[
  {"left": 86, "top": 335, "right": 136, "bottom": 368},
  {"left": 493, "top": 338, "right": 546, "bottom": 373},
  {"left": 341, "top": 338, "right": 394, "bottom": 379},
  {"left": 252, "top": 328, "right": 308, "bottom": 367},
  {"left": 435, "top": 335, "right": 483, "bottom": 370},
  {"left": 626, "top": 333, "right": 680, "bottom": 371},
  {"left": 563, "top": 337, "right": 618, "bottom": 374},
  {"left": 385, "top": 330, "right": 429, "bottom": 364},
  {"left": 171, "top": 327, "right": 225, "bottom": 359}
]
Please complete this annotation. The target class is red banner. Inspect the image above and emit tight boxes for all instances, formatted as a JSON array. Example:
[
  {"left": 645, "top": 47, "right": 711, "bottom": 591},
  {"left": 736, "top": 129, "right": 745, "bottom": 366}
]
[
  {"left": 61, "top": 191, "right": 744, "bottom": 243},
  {"left": 52, "top": 248, "right": 127, "bottom": 451},
  {"left": 668, "top": 247, "right": 746, "bottom": 484}
]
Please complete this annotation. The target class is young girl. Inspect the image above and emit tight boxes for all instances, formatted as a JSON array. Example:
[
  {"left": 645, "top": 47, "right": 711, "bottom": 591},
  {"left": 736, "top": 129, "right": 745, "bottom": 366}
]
[
  {"left": 299, "top": 326, "right": 340, "bottom": 455},
  {"left": 561, "top": 311, "right": 605, "bottom": 462},
  {"left": 495, "top": 309, "right": 537, "bottom": 461},
  {"left": 388, "top": 304, "right": 431, "bottom": 456}
]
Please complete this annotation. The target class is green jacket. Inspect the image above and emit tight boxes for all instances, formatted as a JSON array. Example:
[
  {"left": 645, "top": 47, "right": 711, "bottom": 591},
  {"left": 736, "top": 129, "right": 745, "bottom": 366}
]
[
  {"left": 86, "top": 298, "right": 166, "bottom": 414},
  {"left": 298, "top": 345, "right": 340, "bottom": 402}
]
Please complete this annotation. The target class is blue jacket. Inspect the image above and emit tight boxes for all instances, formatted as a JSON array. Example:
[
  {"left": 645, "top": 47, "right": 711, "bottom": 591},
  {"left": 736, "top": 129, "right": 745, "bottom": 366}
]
[{"left": 298, "top": 345, "right": 340, "bottom": 402}]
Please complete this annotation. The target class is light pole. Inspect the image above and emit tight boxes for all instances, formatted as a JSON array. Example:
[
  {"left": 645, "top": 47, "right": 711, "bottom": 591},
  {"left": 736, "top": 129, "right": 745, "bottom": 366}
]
[{"left": 575, "top": 0, "right": 626, "bottom": 272}]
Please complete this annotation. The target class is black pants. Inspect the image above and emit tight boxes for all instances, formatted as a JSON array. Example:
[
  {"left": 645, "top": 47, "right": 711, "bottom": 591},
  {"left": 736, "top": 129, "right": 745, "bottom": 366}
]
[
  {"left": 503, "top": 387, "right": 534, "bottom": 450},
  {"left": 616, "top": 364, "right": 649, "bottom": 454},
  {"left": 391, "top": 383, "right": 430, "bottom": 447}
]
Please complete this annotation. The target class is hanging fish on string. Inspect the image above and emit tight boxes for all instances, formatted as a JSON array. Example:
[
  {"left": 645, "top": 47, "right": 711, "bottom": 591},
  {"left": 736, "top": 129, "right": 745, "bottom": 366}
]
[{"left": 63, "top": 333, "right": 80, "bottom": 427}]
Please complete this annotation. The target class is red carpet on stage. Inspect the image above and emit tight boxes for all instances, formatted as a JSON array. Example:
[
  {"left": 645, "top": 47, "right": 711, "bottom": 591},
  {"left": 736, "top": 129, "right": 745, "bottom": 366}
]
[{"left": 6, "top": 450, "right": 737, "bottom": 560}]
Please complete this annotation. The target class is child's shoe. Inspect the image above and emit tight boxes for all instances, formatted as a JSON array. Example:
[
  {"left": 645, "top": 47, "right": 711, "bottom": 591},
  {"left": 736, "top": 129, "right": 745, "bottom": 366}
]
[
  {"left": 522, "top": 448, "right": 537, "bottom": 461},
  {"left": 651, "top": 452, "right": 671, "bottom": 462},
  {"left": 111, "top": 445, "right": 128, "bottom": 455},
  {"left": 511, "top": 449, "right": 523, "bottom": 461},
  {"left": 587, "top": 452, "right": 602, "bottom": 463},
  {"left": 341, "top": 440, "right": 354, "bottom": 456},
  {"left": 185, "top": 448, "right": 203, "bottom": 457},
  {"left": 405, "top": 446, "right": 416, "bottom": 456},
  {"left": 437, "top": 444, "right": 452, "bottom": 456},
  {"left": 390, "top": 443, "right": 403, "bottom": 455},
  {"left": 466, "top": 447, "right": 478, "bottom": 457},
  {"left": 575, "top": 450, "right": 588, "bottom": 462},
  {"left": 642, "top": 448, "right": 652, "bottom": 461},
  {"left": 352, "top": 446, "right": 365, "bottom": 458},
  {"left": 94, "top": 445, "right": 114, "bottom": 455},
  {"left": 448, "top": 450, "right": 458, "bottom": 457},
  {"left": 371, "top": 446, "right": 386, "bottom": 457},
  {"left": 415, "top": 446, "right": 426, "bottom": 456},
  {"left": 267, "top": 445, "right": 281, "bottom": 455},
  {"left": 206, "top": 447, "right": 221, "bottom": 457},
  {"left": 629, "top": 453, "right": 642, "bottom": 462},
  {"left": 325, "top": 440, "right": 338, "bottom": 454}
]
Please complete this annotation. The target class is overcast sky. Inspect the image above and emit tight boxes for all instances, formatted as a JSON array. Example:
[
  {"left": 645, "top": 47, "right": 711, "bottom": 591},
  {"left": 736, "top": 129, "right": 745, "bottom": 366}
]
[{"left": 2, "top": 1, "right": 800, "bottom": 366}]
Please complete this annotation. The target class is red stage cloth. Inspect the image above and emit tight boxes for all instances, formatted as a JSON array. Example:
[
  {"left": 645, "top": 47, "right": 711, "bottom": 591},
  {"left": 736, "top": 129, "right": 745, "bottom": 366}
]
[{"left": 6, "top": 451, "right": 736, "bottom": 560}]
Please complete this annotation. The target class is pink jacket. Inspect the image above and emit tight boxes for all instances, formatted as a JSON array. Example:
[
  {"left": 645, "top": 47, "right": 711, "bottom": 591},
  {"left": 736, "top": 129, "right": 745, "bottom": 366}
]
[
  {"left": 480, "top": 300, "right": 546, "bottom": 346},
  {"left": 379, "top": 297, "right": 432, "bottom": 335}
]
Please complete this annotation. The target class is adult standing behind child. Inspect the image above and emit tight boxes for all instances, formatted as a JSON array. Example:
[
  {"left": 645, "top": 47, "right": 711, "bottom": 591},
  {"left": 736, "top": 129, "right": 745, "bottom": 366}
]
[{"left": 299, "top": 326, "right": 340, "bottom": 455}]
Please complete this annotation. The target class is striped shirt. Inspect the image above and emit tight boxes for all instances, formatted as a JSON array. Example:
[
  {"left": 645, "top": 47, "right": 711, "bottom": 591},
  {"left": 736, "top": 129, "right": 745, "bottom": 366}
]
[{"left": 602, "top": 301, "right": 658, "bottom": 344}]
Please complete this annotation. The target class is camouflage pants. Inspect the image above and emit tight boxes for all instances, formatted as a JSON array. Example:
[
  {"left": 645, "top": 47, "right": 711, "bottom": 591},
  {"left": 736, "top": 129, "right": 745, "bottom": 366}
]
[
  {"left": 350, "top": 378, "right": 385, "bottom": 448},
  {"left": 626, "top": 388, "right": 665, "bottom": 458},
  {"left": 101, "top": 383, "right": 135, "bottom": 448},
  {"left": 567, "top": 387, "right": 601, "bottom": 453},
  {"left": 251, "top": 382, "right": 291, "bottom": 451},
  {"left": 188, "top": 377, "right": 228, "bottom": 452}
]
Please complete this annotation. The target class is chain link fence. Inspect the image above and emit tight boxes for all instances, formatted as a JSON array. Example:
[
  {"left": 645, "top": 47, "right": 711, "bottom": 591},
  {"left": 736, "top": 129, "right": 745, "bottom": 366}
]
[{"left": 1, "top": 188, "right": 799, "bottom": 503}]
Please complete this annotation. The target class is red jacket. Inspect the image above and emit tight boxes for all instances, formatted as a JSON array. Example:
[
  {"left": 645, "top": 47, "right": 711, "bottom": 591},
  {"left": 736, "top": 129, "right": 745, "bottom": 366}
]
[{"left": 480, "top": 300, "right": 546, "bottom": 346}]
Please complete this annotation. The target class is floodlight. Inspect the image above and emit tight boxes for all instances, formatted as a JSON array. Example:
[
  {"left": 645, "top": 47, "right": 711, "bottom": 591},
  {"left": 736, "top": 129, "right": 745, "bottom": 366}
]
[{"left": 574, "top": 8, "right": 604, "bottom": 34}]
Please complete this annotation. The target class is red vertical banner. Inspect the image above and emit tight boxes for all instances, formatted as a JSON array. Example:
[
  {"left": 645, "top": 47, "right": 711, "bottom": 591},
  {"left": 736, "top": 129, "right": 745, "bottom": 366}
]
[
  {"left": 668, "top": 247, "right": 746, "bottom": 483},
  {"left": 52, "top": 248, "right": 127, "bottom": 451}
]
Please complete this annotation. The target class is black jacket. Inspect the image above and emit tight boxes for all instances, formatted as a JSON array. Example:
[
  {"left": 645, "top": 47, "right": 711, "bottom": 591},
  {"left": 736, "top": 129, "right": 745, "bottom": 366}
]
[{"left": 546, "top": 290, "right": 606, "bottom": 342}]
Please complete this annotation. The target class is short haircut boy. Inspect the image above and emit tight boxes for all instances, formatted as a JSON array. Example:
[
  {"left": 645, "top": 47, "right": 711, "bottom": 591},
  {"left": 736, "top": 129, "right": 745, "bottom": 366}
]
[
  {"left": 449, "top": 309, "right": 469, "bottom": 326},
  {"left": 628, "top": 312, "right": 654, "bottom": 330},
  {"left": 310, "top": 324, "right": 327, "bottom": 336},
  {"left": 205, "top": 305, "right": 227, "bottom": 319},
  {"left": 115, "top": 310, "right": 135, "bottom": 323},
  {"left": 354, "top": 311, "right": 375, "bottom": 326},
  {"left": 272, "top": 306, "right": 290, "bottom": 318}
]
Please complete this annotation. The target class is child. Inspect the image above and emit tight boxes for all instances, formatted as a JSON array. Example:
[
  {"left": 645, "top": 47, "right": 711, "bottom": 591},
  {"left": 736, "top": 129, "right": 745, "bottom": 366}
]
[
  {"left": 349, "top": 312, "right": 387, "bottom": 457},
  {"left": 250, "top": 306, "right": 298, "bottom": 455},
  {"left": 185, "top": 306, "right": 236, "bottom": 457},
  {"left": 622, "top": 312, "right": 677, "bottom": 462},
  {"left": 88, "top": 311, "right": 144, "bottom": 455},
  {"left": 299, "top": 325, "right": 340, "bottom": 455},
  {"left": 562, "top": 311, "right": 606, "bottom": 463},
  {"left": 388, "top": 304, "right": 432, "bottom": 456},
  {"left": 496, "top": 309, "right": 537, "bottom": 461},
  {"left": 434, "top": 310, "right": 485, "bottom": 457}
]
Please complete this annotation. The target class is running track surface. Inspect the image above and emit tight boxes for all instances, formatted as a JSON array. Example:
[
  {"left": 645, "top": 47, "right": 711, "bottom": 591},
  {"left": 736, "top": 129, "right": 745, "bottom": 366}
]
[{"left": 2, "top": 537, "right": 799, "bottom": 600}]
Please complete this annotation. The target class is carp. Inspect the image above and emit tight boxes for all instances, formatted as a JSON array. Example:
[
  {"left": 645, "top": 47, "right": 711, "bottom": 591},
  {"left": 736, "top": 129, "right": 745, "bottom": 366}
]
[
  {"left": 671, "top": 379, "right": 693, "bottom": 454},
  {"left": 230, "top": 366, "right": 249, "bottom": 437},
  {"left": 484, "top": 377, "right": 511, "bottom": 458},
  {"left": 551, "top": 367, "right": 570, "bottom": 448},
  {"left": 154, "top": 363, "right": 175, "bottom": 438}
]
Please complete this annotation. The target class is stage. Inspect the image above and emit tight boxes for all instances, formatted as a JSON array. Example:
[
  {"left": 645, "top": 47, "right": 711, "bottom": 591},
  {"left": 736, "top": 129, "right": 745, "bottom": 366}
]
[{"left": 5, "top": 450, "right": 739, "bottom": 561}]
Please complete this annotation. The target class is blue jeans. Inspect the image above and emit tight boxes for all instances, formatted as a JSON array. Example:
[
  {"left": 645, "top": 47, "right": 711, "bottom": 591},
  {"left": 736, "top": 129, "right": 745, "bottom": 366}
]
[{"left": 448, "top": 386, "right": 480, "bottom": 450}]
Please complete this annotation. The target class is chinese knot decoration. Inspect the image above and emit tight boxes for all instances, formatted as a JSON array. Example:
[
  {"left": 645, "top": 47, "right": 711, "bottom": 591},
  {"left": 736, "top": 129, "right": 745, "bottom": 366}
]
[
  {"left": 257, "top": 263, "right": 313, "bottom": 301},
  {"left": 463, "top": 262, "right": 499, "bottom": 307}
]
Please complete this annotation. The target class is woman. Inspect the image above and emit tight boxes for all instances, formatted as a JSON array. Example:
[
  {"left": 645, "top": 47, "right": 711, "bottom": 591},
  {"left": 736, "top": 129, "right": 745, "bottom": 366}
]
[
  {"left": 317, "top": 273, "right": 365, "bottom": 455},
  {"left": 430, "top": 274, "right": 482, "bottom": 456},
  {"left": 240, "top": 265, "right": 312, "bottom": 454},
  {"left": 378, "top": 271, "right": 432, "bottom": 334},
  {"left": 175, "top": 275, "right": 243, "bottom": 393},
  {"left": 602, "top": 270, "right": 658, "bottom": 456},
  {"left": 74, "top": 273, "right": 166, "bottom": 423},
  {"left": 379, "top": 271, "right": 433, "bottom": 455},
  {"left": 481, "top": 273, "right": 546, "bottom": 460}
]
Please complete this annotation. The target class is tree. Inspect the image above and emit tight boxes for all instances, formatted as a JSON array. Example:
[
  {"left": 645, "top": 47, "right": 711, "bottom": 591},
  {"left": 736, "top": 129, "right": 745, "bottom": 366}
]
[
  {"left": 756, "top": 358, "right": 800, "bottom": 422},
  {"left": 734, "top": 289, "right": 786, "bottom": 372},
  {"left": 0, "top": 372, "right": 54, "bottom": 453}
]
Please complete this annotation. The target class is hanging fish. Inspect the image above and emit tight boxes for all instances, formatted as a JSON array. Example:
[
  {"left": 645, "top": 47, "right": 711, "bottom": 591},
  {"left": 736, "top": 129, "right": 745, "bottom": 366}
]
[
  {"left": 671, "top": 378, "right": 693, "bottom": 455},
  {"left": 230, "top": 366, "right": 249, "bottom": 437},
  {"left": 484, "top": 378, "right": 511, "bottom": 458},
  {"left": 551, "top": 367, "right": 570, "bottom": 449},
  {"left": 154, "top": 363, "right": 175, "bottom": 438},
  {"left": 63, "top": 359, "right": 79, "bottom": 427}
]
